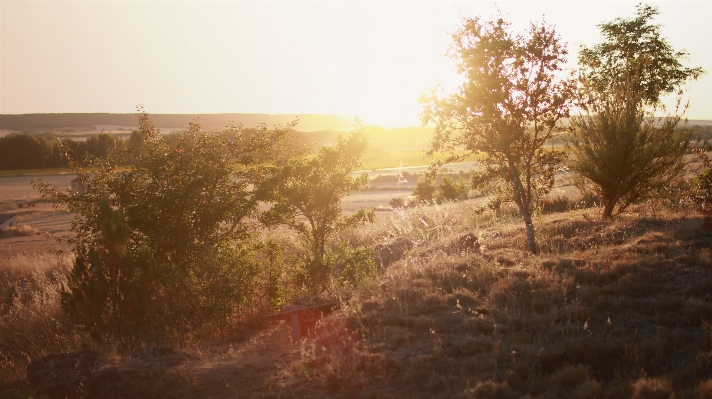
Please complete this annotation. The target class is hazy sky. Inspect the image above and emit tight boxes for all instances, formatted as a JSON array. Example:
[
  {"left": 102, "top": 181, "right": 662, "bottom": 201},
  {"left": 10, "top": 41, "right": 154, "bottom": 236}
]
[{"left": 1, "top": 1, "right": 710, "bottom": 127}]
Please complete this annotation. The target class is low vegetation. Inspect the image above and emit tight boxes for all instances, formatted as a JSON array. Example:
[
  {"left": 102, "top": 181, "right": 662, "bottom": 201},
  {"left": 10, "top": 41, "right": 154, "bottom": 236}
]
[
  {"left": 2, "top": 193, "right": 712, "bottom": 397},
  {"left": 0, "top": 225, "right": 40, "bottom": 238},
  {"left": 1, "top": 4, "right": 711, "bottom": 399}
]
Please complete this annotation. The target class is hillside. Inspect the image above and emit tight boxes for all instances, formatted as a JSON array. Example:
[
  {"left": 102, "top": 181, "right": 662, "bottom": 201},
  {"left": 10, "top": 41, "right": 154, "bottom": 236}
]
[
  {"left": 2, "top": 198, "right": 712, "bottom": 398},
  {"left": 0, "top": 113, "right": 355, "bottom": 132}
]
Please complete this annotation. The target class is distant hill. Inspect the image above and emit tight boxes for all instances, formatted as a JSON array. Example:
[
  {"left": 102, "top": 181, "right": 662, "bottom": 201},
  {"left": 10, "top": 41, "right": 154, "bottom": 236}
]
[
  {"left": 689, "top": 119, "right": 712, "bottom": 126},
  {"left": 0, "top": 113, "right": 355, "bottom": 132}
]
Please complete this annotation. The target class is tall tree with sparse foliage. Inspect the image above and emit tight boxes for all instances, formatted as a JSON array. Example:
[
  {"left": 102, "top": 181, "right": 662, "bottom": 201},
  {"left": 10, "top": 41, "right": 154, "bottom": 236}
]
[
  {"left": 421, "top": 15, "right": 574, "bottom": 253},
  {"left": 567, "top": 4, "right": 705, "bottom": 219}
]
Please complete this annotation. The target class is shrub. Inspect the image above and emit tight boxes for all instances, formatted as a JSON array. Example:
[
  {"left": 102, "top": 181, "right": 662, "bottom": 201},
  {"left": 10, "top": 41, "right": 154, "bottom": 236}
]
[
  {"left": 336, "top": 246, "right": 377, "bottom": 287},
  {"left": 261, "top": 121, "right": 374, "bottom": 294},
  {"left": 389, "top": 197, "right": 406, "bottom": 209},
  {"left": 689, "top": 144, "right": 712, "bottom": 231},
  {"left": 33, "top": 110, "right": 296, "bottom": 344}
]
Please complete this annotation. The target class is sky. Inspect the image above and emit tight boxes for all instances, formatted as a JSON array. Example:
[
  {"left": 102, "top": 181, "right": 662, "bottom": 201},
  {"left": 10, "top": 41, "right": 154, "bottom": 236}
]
[{"left": 1, "top": 1, "right": 710, "bottom": 128}]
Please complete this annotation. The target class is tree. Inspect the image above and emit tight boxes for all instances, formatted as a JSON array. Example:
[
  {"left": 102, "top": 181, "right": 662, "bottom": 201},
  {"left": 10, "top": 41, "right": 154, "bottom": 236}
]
[
  {"left": 420, "top": 16, "right": 574, "bottom": 253},
  {"left": 34, "top": 110, "right": 296, "bottom": 342},
  {"left": 0, "top": 133, "right": 52, "bottom": 169},
  {"left": 262, "top": 121, "right": 374, "bottom": 293},
  {"left": 568, "top": 4, "right": 704, "bottom": 219},
  {"left": 439, "top": 176, "right": 469, "bottom": 202},
  {"left": 412, "top": 177, "right": 436, "bottom": 204}
]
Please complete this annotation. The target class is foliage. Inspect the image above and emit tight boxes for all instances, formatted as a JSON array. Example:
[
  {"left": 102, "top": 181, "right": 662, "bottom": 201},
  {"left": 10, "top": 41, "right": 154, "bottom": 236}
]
[
  {"left": 335, "top": 246, "right": 377, "bottom": 287},
  {"left": 0, "top": 133, "right": 53, "bottom": 170},
  {"left": 0, "top": 132, "right": 119, "bottom": 170},
  {"left": 262, "top": 121, "right": 374, "bottom": 294},
  {"left": 689, "top": 143, "right": 712, "bottom": 231},
  {"left": 411, "top": 177, "right": 436, "bottom": 205},
  {"left": 420, "top": 15, "right": 574, "bottom": 252},
  {"left": 578, "top": 4, "right": 704, "bottom": 107},
  {"left": 438, "top": 176, "right": 469, "bottom": 202},
  {"left": 389, "top": 197, "right": 407, "bottom": 209},
  {"left": 33, "top": 110, "right": 296, "bottom": 343},
  {"left": 568, "top": 4, "right": 705, "bottom": 219}
]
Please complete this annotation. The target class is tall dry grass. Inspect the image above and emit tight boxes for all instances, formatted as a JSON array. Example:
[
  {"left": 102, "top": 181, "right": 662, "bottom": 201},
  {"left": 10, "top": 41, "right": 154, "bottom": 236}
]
[
  {"left": 262, "top": 195, "right": 712, "bottom": 398},
  {"left": 3, "top": 191, "right": 712, "bottom": 398},
  {"left": 0, "top": 253, "right": 92, "bottom": 384}
]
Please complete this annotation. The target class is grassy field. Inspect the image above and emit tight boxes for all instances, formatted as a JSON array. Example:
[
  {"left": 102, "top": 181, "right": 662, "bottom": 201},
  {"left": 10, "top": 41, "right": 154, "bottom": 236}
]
[
  {"left": 2, "top": 194, "right": 712, "bottom": 398},
  {"left": 0, "top": 168, "right": 73, "bottom": 178},
  {"left": 360, "top": 149, "right": 483, "bottom": 170}
]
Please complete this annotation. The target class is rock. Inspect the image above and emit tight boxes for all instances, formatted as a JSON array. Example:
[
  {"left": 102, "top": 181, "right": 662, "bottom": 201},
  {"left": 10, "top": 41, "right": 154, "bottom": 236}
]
[
  {"left": 448, "top": 232, "right": 479, "bottom": 254},
  {"left": 27, "top": 350, "right": 98, "bottom": 399},
  {"left": 374, "top": 238, "right": 414, "bottom": 268}
]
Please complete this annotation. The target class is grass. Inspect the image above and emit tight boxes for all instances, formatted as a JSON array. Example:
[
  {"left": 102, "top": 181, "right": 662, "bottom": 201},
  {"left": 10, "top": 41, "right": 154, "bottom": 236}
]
[
  {"left": 0, "top": 225, "right": 40, "bottom": 238},
  {"left": 262, "top": 199, "right": 712, "bottom": 398},
  {"left": 360, "top": 149, "right": 484, "bottom": 170},
  {"left": 2, "top": 194, "right": 712, "bottom": 398},
  {"left": 0, "top": 254, "right": 91, "bottom": 384},
  {"left": 0, "top": 168, "right": 73, "bottom": 177}
]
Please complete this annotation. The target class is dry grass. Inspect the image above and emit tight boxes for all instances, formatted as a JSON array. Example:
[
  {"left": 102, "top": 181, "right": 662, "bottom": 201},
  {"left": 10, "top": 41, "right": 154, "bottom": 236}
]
[
  {"left": 261, "top": 198, "right": 712, "bottom": 398},
  {"left": 3, "top": 193, "right": 712, "bottom": 398},
  {"left": 0, "top": 253, "right": 92, "bottom": 385},
  {"left": 0, "top": 225, "right": 40, "bottom": 238}
]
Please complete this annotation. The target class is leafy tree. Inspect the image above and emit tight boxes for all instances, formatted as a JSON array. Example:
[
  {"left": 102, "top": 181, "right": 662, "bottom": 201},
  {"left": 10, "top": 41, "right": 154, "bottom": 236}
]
[
  {"left": 421, "top": 16, "right": 574, "bottom": 253},
  {"left": 0, "top": 133, "right": 52, "bottom": 169},
  {"left": 568, "top": 4, "right": 705, "bottom": 219},
  {"left": 439, "top": 176, "right": 469, "bottom": 202},
  {"left": 262, "top": 121, "right": 374, "bottom": 293},
  {"left": 389, "top": 197, "right": 406, "bottom": 209},
  {"left": 34, "top": 110, "right": 296, "bottom": 342},
  {"left": 412, "top": 177, "right": 436, "bottom": 204}
]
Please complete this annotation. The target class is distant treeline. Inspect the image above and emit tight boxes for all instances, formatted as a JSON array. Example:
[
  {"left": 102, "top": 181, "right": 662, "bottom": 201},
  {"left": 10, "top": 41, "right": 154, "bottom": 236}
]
[
  {"left": 0, "top": 132, "right": 138, "bottom": 170},
  {"left": 691, "top": 124, "right": 712, "bottom": 140},
  {"left": 0, "top": 113, "right": 354, "bottom": 132},
  {"left": 0, "top": 125, "right": 437, "bottom": 171}
]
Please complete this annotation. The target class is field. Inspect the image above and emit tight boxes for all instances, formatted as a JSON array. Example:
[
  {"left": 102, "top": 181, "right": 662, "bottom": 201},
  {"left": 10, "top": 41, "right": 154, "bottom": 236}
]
[{"left": 359, "top": 150, "right": 483, "bottom": 170}]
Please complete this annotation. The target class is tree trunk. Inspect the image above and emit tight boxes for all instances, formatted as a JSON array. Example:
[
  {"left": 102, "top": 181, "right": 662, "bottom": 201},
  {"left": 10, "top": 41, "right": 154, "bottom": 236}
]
[
  {"left": 601, "top": 197, "right": 615, "bottom": 220},
  {"left": 523, "top": 213, "right": 538, "bottom": 254}
]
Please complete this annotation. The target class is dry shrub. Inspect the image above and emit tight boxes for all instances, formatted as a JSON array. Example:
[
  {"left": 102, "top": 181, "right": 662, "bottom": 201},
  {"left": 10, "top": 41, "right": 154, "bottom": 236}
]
[
  {"left": 698, "top": 378, "right": 712, "bottom": 399},
  {"left": 0, "top": 253, "right": 91, "bottom": 384},
  {"left": 548, "top": 364, "right": 591, "bottom": 393},
  {"left": 540, "top": 193, "right": 598, "bottom": 214},
  {"left": 345, "top": 200, "right": 479, "bottom": 249},
  {"left": 460, "top": 380, "right": 514, "bottom": 399},
  {"left": 291, "top": 317, "right": 394, "bottom": 391},
  {"left": 631, "top": 377, "right": 675, "bottom": 399},
  {"left": 0, "top": 225, "right": 40, "bottom": 238}
]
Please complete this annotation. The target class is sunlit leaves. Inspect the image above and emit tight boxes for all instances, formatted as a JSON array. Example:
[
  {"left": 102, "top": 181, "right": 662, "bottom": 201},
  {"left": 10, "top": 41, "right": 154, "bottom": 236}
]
[
  {"left": 421, "top": 15, "right": 574, "bottom": 253},
  {"left": 262, "top": 120, "right": 374, "bottom": 292},
  {"left": 569, "top": 4, "right": 704, "bottom": 219}
]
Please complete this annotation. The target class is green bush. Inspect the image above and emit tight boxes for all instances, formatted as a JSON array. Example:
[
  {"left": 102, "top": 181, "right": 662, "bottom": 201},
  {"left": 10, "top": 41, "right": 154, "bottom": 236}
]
[{"left": 34, "top": 111, "right": 296, "bottom": 345}]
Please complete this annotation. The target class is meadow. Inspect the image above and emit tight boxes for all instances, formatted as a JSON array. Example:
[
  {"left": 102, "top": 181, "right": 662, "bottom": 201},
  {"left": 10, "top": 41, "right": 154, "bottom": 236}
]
[{"left": 2, "top": 189, "right": 712, "bottom": 398}]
